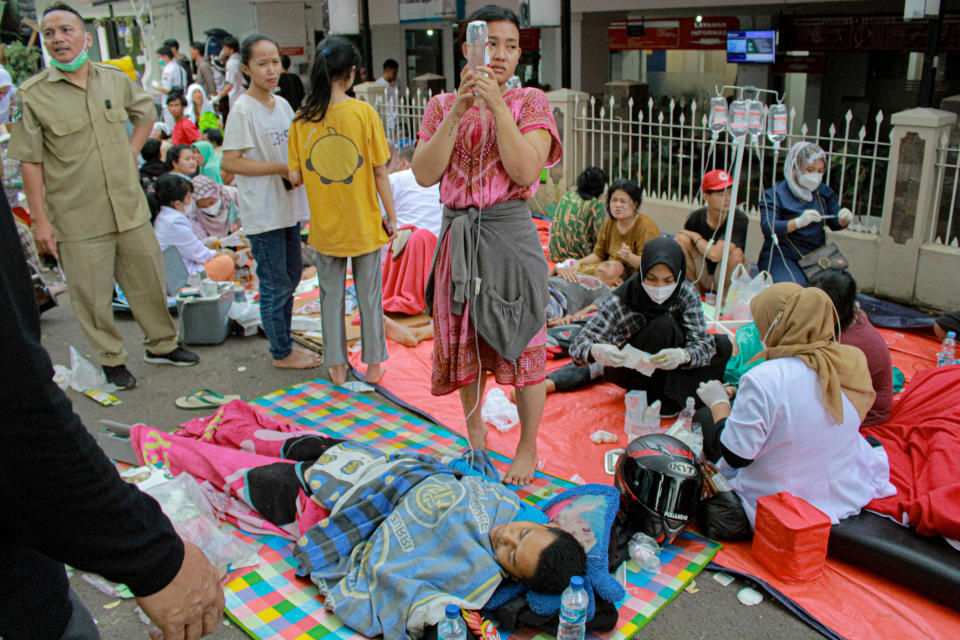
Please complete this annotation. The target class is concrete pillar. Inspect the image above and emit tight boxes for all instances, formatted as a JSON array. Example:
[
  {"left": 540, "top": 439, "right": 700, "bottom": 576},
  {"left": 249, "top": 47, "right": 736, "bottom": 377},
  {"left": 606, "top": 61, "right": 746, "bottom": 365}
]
[
  {"left": 410, "top": 73, "right": 445, "bottom": 97},
  {"left": 547, "top": 88, "right": 589, "bottom": 189},
  {"left": 353, "top": 81, "right": 386, "bottom": 107},
  {"left": 874, "top": 107, "right": 957, "bottom": 303}
]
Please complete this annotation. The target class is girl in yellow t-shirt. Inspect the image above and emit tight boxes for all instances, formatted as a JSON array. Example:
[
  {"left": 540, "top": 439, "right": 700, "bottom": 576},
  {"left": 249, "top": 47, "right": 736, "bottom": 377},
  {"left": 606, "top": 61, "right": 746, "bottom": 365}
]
[{"left": 289, "top": 37, "right": 398, "bottom": 386}]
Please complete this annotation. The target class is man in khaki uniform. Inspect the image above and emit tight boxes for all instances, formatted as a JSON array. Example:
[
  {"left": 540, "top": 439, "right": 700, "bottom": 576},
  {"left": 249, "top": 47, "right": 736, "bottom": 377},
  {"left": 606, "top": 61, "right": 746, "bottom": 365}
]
[{"left": 9, "top": 2, "right": 198, "bottom": 389}]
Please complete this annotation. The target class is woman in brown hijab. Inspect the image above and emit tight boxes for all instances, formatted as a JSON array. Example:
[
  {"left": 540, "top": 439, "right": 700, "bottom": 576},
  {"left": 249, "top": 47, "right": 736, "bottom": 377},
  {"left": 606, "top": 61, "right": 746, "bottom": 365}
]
[{"left": 692, "top": 283, "right": 894, "bottom": 538}]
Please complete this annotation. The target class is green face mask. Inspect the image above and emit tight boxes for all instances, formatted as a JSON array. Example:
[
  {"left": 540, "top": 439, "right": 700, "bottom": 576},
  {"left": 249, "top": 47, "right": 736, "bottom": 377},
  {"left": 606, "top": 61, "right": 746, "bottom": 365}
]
[
  {"left": 158, "top": 59, "right": 167, "bottom": 67},
  {"left": 50, "top": 49, "right": 89, "bottom": 73}
]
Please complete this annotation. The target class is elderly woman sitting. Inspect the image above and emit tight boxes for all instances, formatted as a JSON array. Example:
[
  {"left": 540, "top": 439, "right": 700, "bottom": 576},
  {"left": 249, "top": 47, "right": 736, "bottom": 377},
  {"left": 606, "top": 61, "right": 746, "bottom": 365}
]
[{"left": 693, "top": 283, "right": 896, "bottom": 536}]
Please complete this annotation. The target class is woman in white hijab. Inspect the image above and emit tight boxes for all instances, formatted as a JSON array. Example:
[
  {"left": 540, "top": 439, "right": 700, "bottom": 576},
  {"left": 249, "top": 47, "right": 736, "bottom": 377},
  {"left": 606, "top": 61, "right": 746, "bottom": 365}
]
[
  {"left": 757, "top": 141, "right": 853, "bottom": 284},
  {"left": 0, "top": 65, "right": 16, "bottom": 125},
  {"left": 185, "top": 83, "right": 219, "bottom": 131}
]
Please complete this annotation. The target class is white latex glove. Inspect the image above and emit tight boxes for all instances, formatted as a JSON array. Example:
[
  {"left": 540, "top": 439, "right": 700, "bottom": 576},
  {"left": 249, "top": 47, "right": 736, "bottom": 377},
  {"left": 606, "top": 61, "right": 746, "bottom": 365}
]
[
  {"left": 621, "top": 344, "right": 656, "bottom": 377},
  {"left": 211, "top": 95, "right": 222, "bottom": 105},
  {"left": 795, "top": 209, "right": 822, "bottom": 229},
  {"left": 150, "top": 79, "right": 159, "bottom": 88},
  {"left": 649, "top": 348, "right": 690, "bottom": 371},
  {"left": 837, "top": 207, "right": 854, "bottom": 224},
  {"left": 697, "top": 380, "right": 731, "bottom": 408},
  {"left": 590, "top": 344, "right": 627, "bottom": 368}
]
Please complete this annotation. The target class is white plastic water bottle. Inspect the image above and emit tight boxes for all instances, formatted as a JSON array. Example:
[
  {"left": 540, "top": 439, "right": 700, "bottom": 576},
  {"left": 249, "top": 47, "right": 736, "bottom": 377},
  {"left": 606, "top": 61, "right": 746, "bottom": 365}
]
[
  {"left": 557, "top": 576, "right": 588, "bottom": 640},
  {"left": 438, "top": 604, "right": 466, "bottom": 640},
  {"left": 938, "top": 331, "right": 957, "bottom": 367},
  {"left": 675, "top": 397, "right": 697, "bottom": 431}
]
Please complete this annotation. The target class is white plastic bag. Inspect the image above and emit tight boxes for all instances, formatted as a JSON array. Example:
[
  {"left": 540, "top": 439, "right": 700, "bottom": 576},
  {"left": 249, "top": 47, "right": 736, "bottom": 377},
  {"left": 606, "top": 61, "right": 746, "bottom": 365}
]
[
  {"left": 481, "top": 387, "right": 520, "bottom": 432},
  {"left": 144, "top": 473, "right": 258, "bottom": 571},
  {"left": 66, "top": 346, "right": 118, "bottom": 392},
  {"left": 722, "top": 267, "right": 773, "bottom": 321}
]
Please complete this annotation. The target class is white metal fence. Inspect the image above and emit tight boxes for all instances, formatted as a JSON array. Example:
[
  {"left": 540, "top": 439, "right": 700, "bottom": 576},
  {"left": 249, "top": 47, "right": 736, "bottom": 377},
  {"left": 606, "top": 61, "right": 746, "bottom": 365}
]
[
  {"left": 571, "top": 96, "right": 889, "bottom": 233},
  {"left": 935, "top": 133, "right": 960, "bottom": 247},
  {"left": 377, "top": 90, "right": 432, "bottom": 150},
  {"left": 376, "top": 92, "right": 889, "bottom": 234}
]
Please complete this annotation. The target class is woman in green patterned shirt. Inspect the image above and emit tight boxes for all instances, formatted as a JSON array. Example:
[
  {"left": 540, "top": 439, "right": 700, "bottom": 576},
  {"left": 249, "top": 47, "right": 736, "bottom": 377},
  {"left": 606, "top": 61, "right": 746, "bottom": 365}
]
[{"left": 548, "top": 166, "right": 607, "bottom": 262}]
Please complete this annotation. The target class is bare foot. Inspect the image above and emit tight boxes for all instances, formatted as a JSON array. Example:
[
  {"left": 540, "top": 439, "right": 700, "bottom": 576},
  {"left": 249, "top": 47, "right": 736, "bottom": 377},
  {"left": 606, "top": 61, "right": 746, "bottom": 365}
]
[
  {"left": 328, "top": 364, "right": 348, "bottom": 385},
  {"left": 412, "top": 323, "right": 433, "bottom": 343},
  {"left": 273, "top": 349, "right": 320, "bottom": 369},
  {"left": 466, "top": 422, "right": 487, "bottom": 452},
  {"left": 365, "top": 363, "right": 385, "bottom": 384},
  {"left": 503, "top": 442, "right": 538, "bottom": 485},
  {"left": 293, "top": 346, "right": 321, "bottom": 364},
  {"left": 385, "top": 320, "right": 418, "bottom": 347}
]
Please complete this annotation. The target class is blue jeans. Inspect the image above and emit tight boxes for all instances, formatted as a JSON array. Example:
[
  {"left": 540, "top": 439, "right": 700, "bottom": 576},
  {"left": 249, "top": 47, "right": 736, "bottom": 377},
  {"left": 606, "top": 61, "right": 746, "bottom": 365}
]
[
  {"left": 249, "top": 224, "right": 302, "bottom": 360},
  {"left": 757, "top": 248, "right": 807, "bottom": 285}
]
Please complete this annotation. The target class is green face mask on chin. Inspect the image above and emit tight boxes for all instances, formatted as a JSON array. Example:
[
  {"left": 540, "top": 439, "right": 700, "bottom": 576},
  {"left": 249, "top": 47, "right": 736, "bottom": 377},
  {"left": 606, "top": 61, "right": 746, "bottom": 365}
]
[{"left": 50, "top": 49, "right": 89, "bottom": 73}]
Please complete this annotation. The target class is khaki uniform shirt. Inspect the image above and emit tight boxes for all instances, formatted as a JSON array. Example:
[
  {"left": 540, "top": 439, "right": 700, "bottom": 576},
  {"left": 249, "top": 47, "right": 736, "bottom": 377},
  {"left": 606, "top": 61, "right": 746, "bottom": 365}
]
[{"left": 8, "top": 63, "right": 156, "bottom": 242}]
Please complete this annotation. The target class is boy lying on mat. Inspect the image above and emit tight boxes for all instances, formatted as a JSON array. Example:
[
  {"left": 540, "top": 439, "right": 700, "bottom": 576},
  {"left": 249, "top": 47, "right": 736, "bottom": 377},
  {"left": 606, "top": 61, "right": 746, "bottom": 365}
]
[
  {"left": 131, "top": 411, "right": 586, "bottom": 638},
  {"left": 293, "top": 440, "right": 586, "bottom": 638}
]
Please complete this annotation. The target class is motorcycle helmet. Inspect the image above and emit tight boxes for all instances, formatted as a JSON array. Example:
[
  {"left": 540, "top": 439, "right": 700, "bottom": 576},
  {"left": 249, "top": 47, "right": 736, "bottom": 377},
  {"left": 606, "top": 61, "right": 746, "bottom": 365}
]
[{"left": 614, "top": 434, "right": 702, "bottom": 544}]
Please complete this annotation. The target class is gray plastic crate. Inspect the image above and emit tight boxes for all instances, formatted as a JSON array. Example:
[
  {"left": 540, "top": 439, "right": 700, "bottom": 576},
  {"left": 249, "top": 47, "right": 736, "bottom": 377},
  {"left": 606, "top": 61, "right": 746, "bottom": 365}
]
[{"left": 176, "top": 293, "right": 233, "bottom": 345}]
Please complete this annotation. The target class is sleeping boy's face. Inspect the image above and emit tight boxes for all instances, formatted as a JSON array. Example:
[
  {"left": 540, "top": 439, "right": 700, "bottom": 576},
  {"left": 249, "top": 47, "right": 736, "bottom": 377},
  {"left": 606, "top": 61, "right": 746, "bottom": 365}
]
[{"left": 489, "top": 520, "right": 556, "bottom": 580}]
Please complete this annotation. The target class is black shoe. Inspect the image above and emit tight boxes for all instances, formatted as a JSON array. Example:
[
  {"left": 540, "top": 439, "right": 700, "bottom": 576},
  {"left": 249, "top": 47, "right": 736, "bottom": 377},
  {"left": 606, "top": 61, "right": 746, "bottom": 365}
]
[
  {"left": 102, "top": 364, "right": 137, "bottom": 390},
  {"left": 144, "top": 347, "right": 199, "bottom": 366}
]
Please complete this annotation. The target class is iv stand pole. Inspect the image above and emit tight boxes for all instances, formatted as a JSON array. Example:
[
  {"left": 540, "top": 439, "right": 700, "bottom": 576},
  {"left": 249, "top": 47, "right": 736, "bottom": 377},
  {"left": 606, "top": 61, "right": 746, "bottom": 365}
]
[{"left": 710, "top": 132, "right": 746, "bottom": 333}]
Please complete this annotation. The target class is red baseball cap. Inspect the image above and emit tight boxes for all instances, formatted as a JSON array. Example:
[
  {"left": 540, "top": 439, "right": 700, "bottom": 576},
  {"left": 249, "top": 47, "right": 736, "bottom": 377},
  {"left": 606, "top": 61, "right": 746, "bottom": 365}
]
[{"left": 702, "top": 169, "right": 734, "bottom": 192}]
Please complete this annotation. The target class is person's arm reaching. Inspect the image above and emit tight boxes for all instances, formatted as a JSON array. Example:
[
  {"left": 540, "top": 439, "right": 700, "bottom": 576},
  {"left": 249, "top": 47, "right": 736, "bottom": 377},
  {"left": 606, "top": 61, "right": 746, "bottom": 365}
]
[{"left": 0, "top": 202, "right": 223, "bottom": 636}]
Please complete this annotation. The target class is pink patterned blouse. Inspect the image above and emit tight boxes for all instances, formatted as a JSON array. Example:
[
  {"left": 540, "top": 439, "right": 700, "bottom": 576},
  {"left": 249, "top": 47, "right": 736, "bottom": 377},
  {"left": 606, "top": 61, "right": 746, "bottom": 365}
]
[{"left": 417, "top": 87, "right": 562, "bottom": 210}]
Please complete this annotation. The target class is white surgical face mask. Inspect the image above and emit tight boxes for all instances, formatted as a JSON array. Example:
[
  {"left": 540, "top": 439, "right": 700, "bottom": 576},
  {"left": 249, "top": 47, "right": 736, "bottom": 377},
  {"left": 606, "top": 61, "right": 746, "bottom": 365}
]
[
  {"left": 797, "top": 171, "right": 823, "bottom": 191},
  {"left": 642, "top": 282, "right": 677, "bottom": 304},
  {"left": 199, "top": 200, "right": 221, "bottom": 216}
]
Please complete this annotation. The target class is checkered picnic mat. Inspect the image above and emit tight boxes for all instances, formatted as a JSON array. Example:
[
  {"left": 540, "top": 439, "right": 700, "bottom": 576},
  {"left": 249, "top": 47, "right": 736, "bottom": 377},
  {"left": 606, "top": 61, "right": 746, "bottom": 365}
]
[{"left": 222, "top": 380, "right": 720, "bottom": 639}]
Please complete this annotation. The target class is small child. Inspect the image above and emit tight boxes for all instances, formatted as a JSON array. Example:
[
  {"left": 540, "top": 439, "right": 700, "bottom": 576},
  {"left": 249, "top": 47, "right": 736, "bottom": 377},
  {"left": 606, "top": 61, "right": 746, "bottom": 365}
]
[{"left": 288, "top": 36, "right": 397, "bottom": 385}]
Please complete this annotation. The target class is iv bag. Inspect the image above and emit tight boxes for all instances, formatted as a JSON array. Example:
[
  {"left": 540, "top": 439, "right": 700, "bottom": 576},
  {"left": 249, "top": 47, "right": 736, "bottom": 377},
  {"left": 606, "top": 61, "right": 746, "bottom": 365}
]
[
  {"left": 728, "top": 100, "right": 748, "bottom": 138},
  {"left": 767, "top": 103, "right": 788, "bottom": 144},
  {"left": 465, "top": 21, "right": 489, "bottom": 73},
  {"left": 746, "top": 100, "right": 765, "bottom": 136},
  {"left": 709, "top": 96, "right": 728, "bottom": 133}
]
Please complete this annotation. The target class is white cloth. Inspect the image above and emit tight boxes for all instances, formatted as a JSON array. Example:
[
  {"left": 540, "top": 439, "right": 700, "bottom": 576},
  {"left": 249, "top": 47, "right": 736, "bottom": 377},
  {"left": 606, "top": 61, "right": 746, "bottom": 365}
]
[
  {"left": 154, "top": 205, "right": 216, "bottom": 274},
  {"left": 720, "top": 357, "right": 895, "bottom": 527},
  {"left": 222, "top": 94, "right": 308, "bottom": 235},
  {"left": 185, "top": 83, "right": 213, "bottom": 123},
  {"left": 380, "top": 169, "right": 443, "bottom": 237},
  {"left": 224, "top": 54, "right": 244, "bottom": 105},
  {"left": 0, "top": 65, "right": 15, "bottom": 125}
]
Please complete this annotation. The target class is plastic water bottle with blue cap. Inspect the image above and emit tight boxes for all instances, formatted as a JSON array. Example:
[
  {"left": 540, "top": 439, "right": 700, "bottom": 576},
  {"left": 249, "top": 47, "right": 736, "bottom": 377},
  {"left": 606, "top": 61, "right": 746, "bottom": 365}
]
[
  {"left": 557, "top": 576, "right": 588, "bottom": 640},
  {"left": 438, "top": 604, "right": 466, "bottom": 640},
  {"left": 937, "top": 331, "right": 956, "bottom": 367}
]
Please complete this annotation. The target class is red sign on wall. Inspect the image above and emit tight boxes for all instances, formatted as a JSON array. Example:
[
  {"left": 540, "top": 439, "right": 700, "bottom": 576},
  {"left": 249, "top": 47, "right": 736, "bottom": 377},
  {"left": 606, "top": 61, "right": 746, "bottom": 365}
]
[
  {"left": 608, "top": 17, "right": 740, "bottom": 51},
  {"left": 279, "top": 46, "right": 304, "bottom": 57}
]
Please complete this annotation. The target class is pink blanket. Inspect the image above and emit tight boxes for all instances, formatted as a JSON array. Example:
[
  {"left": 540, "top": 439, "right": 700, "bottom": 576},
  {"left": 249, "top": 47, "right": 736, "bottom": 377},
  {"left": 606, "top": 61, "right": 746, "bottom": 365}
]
[
  {"left": 131, "top": 400, "right": 330, "bottom": 539},
  {"left": 864, "top": 365, "right": 960, "bottom": 539},
  {"left": 381, "top": 227, "right": 437, "bottom": 315}
]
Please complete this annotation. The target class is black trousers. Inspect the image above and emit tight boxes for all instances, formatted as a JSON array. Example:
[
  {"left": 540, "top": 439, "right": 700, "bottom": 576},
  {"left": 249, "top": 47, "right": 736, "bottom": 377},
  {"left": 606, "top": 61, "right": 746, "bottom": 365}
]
[{"left": 549, "top": 314, "right": 733, "bottom": 413}]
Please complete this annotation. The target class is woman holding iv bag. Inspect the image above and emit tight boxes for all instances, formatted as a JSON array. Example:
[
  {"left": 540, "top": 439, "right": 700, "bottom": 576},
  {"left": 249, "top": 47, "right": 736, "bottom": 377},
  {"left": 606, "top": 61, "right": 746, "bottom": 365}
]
[
  {"left": 758, "top": 141, "right": 854, "bottom": 284},
  {"left": 412, "top": 4, "right": 562, "bottom": 486}
]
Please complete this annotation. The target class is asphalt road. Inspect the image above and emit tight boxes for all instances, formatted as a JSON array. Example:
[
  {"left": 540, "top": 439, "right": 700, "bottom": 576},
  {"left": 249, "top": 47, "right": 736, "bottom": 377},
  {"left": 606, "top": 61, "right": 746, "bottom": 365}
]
[{"left": 39, "top": 294, "right": 823, "bottom": 640}]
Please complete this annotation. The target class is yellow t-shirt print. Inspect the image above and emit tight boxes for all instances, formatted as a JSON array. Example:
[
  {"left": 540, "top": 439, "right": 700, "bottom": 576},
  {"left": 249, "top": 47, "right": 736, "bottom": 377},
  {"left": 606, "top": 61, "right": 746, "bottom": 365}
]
[{"left": 306, "top": 127, "right": 364, "bottom": 185}]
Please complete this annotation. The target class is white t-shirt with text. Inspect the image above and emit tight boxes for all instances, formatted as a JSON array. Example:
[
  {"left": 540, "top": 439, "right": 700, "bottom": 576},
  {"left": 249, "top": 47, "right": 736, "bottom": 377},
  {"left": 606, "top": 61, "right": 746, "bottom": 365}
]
[{"left": 222, "top": 94, "right": 308, "bottom": 236}]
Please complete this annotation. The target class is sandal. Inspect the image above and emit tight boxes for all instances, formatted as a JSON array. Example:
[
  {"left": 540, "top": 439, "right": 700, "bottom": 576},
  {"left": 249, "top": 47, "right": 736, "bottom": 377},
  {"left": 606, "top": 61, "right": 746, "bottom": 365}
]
[{"left": 175, "top": 389, "right": 242, "bottom": 410}]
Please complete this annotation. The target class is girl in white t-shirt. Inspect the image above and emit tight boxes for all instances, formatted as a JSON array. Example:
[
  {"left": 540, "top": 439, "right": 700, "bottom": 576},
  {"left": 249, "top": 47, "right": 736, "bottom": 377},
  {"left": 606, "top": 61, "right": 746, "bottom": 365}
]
[
  {"left": 694, "top": 283, "right": 895, "bottom": 537},
  {"left": 222, "top": 34, "right": 315, "bottom": 370}
]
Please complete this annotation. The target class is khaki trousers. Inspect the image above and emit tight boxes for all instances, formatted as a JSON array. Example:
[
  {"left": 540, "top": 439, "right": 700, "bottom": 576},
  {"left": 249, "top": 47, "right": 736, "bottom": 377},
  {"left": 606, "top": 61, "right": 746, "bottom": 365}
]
[{"left": 58, "top": 223, "right": 178, "bottom": 366}]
